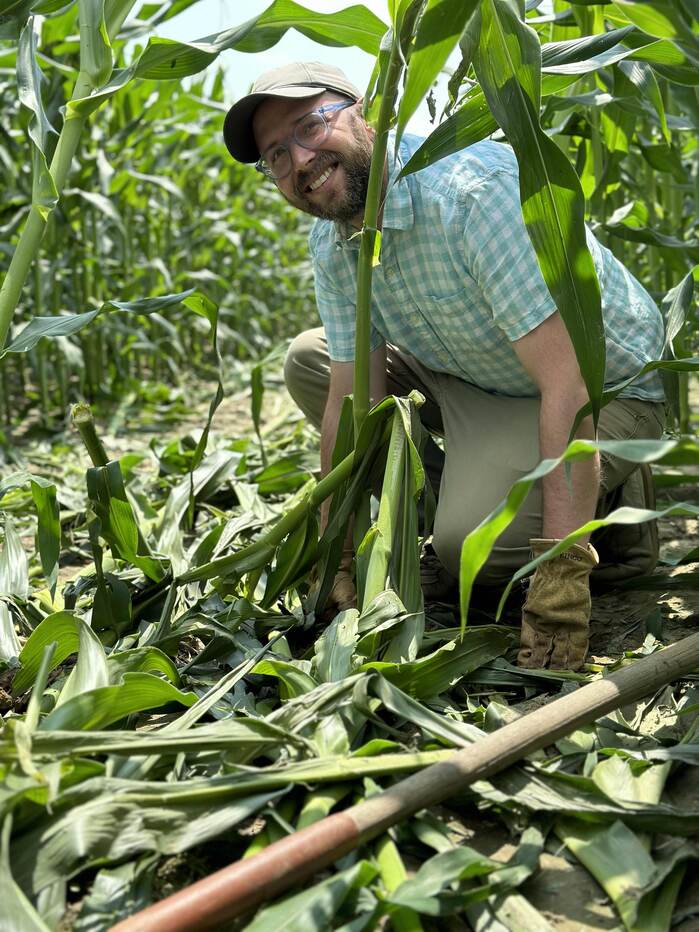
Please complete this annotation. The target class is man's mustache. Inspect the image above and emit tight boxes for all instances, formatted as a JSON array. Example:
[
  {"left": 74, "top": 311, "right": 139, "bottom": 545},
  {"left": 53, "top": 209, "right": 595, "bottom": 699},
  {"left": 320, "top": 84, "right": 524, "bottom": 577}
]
[{"left": 294, "top": 151, "right": 343, "bottom": 198}]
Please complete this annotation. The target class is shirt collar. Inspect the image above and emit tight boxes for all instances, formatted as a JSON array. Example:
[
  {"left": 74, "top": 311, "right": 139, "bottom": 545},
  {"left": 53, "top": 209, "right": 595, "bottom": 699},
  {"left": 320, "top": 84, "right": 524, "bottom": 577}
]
[{"left": 333, "top": 132, "right": 415, "bottom": 247}]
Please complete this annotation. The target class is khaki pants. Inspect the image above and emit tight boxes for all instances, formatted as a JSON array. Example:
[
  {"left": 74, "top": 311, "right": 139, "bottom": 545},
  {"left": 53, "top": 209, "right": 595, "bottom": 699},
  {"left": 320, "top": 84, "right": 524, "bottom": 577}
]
[{"left": 285, "top": 328, "right": 666, "bottom": 585}]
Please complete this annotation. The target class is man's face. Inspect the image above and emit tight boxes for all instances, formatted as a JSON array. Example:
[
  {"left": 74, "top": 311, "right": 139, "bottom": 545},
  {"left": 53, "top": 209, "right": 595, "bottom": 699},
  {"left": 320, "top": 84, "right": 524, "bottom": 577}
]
[{"left": 252, "top": 92, "right": 373, "bottom": 224}]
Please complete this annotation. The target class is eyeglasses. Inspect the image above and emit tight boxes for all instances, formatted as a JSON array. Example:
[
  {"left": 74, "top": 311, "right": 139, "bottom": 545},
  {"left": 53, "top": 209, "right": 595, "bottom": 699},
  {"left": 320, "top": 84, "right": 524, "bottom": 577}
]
[{"left": 255, "top": 100, "right": 355, "bottom": 181}]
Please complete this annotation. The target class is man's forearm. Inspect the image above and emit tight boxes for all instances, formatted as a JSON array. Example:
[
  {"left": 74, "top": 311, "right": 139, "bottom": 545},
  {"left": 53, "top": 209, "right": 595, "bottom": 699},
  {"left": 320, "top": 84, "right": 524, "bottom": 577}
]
[
  {"left": 319, "top": 398, "right": 343, "bottom": 533},
  {"left": 539, "top": 393, "right": 599, "bottom": 542}
]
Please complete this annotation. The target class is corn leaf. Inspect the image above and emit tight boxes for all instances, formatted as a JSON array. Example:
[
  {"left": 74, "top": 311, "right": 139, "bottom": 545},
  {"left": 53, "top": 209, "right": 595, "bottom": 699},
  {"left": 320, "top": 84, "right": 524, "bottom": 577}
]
[
  {"left": 395, "top": 0, "right": 479, "bottom": 148},
  {"left": 474, "top": 0, "right": 605, "bottom": 422},
  {"left": 244, "top": 859, "right": 377, "bottom": 932},
  {"left": 38, "top": 672, "right": 197, "bottom": 730},
  {"left": 359, "top": 627, "right": 512, "bottom": 698}
]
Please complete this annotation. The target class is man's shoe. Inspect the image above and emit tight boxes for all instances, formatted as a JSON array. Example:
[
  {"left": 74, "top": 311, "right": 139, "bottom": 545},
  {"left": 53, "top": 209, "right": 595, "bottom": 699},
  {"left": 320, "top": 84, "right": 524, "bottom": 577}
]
[{"left": 592, "top": 463, "right": 659, "bottom": 587}]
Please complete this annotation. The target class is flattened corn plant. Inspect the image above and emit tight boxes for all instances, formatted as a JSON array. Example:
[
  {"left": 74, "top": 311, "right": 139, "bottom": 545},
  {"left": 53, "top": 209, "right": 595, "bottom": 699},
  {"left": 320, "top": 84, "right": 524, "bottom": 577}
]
[{"left": 0, "top": 0, "right": 699, "bottom": 928}]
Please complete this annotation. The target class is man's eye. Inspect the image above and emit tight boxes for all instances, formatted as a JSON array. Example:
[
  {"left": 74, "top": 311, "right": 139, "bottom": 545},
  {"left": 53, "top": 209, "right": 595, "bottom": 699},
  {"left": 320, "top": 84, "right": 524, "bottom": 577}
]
[
  {"left": 269, "top": 146, "right": 286, "bottom": 166},
  {"left": 299, "top": 117, "right": 323, "bottom": 140}
]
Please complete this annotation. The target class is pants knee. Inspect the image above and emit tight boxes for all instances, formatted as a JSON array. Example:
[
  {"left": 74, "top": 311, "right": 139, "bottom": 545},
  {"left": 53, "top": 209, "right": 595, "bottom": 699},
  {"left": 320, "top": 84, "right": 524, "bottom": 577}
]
[
  {"left": 283, "top": 328, "right": 328, "bottom": 426},
  {"left": 433, "top": 511, "right": 534, "bottom": 587}
]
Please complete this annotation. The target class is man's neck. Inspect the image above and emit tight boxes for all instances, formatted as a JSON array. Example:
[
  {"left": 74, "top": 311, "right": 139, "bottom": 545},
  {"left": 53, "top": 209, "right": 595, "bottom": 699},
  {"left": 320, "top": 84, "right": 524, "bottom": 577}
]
[{"left": 348, "top": 161, "right": 389, "bottom": 231}]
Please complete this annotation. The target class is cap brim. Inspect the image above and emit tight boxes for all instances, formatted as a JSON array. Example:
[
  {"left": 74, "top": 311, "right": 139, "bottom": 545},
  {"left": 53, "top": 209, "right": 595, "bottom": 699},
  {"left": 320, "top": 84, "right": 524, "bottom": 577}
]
[{"left": 223, "top": 84, "right": 328, "bottom": 163}]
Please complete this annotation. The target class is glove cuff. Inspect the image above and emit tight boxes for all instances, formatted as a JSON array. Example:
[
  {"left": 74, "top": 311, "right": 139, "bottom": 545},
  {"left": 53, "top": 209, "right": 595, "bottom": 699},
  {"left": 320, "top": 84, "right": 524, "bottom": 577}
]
[{"left": 529, "top": 538, "right": 599, "bottom": 569}]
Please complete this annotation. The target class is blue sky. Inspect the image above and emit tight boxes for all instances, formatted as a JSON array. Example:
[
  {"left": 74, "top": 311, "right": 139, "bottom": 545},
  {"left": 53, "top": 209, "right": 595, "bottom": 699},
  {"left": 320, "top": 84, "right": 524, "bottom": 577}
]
[{"left": 147, "top": 0, "right": 443, "bottom": 136}]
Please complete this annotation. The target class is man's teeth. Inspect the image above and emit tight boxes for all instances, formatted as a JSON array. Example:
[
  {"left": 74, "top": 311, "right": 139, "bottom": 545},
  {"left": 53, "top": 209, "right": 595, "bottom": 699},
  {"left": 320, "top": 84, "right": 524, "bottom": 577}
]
[{"left": 309, "top": 165, "right": 334, "bottom": 191}]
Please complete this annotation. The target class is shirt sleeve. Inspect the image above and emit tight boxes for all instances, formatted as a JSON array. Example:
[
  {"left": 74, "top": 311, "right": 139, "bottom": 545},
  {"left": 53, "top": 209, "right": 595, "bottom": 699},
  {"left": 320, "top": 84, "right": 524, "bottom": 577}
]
[
  {"left": 462, "top": 168, "right": 557, "bottom": 341},
  {"left": 312, "top": 251, "right": 384, "bottom": 363}
]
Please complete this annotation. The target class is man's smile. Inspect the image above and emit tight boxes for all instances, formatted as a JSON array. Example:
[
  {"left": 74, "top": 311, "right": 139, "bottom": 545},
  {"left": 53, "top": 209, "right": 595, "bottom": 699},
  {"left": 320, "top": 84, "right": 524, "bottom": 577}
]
[{"left": 307, "top": 162, "right": 338, "bottom": 193}]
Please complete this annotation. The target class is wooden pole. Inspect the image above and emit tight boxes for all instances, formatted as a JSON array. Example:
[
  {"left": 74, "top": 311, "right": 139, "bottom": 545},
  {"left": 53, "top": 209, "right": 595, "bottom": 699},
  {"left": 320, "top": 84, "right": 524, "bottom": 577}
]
[{"left": 112, "top": 631, "right": 699, "bottom": 932}]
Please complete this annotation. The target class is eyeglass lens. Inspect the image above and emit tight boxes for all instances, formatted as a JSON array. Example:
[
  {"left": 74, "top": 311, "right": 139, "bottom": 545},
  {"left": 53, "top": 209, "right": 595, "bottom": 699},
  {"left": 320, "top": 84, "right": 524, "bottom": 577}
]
[{"left": 264, "top": 112, "right": 328, "bottom": 179}]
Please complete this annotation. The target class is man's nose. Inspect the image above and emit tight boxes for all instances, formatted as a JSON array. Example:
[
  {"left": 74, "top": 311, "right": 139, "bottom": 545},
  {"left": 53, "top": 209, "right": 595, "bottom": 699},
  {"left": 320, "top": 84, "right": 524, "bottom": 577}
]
[{"left": 288, "top": 140, "right": 317, "bottom": 171}]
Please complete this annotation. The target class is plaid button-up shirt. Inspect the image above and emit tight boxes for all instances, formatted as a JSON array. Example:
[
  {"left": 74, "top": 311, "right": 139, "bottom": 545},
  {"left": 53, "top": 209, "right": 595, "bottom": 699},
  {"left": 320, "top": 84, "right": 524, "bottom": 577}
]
[{"left": 309, "top": 133, "right": 664, "bottom": 400}]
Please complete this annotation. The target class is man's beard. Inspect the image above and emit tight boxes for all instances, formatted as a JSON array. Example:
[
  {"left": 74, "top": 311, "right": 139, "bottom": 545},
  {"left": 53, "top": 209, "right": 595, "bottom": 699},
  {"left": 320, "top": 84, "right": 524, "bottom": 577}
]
[{"left": 291, "top": 134, "right": 372, "bottom": 222}]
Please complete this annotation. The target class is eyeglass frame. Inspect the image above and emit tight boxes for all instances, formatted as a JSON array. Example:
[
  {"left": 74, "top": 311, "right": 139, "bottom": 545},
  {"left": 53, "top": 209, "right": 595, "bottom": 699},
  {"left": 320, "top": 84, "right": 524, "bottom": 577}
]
[{"left": 254, "top": 99, "right": 356, "bottom": 181}]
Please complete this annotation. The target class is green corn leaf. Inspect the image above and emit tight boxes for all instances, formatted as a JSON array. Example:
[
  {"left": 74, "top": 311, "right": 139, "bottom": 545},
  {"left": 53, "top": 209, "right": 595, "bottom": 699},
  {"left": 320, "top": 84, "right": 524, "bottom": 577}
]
[
  {"left": 0, "top": 818, "right": 50, "bottom": 932},
  {"left": 244, "top": 860, "right": 378, "bottom": 932},
  {"left": 359, "top": 627, "right": 512, "bottom": 698},
  {"left": 12, "top": 787, "right": 286, "bottom": 897},
  {"left": 602, "top": 224, "right": 699, "bottom": 256},
  {"left": 474, "top": 0, "right": 605, "bottom": 423},
  {"left": 0, "top": 515, "right": 29, "bottom": 602},
  {"left": 459, "top": 436, "right": 699, "bottom": 626},
  {"left": 24, "top": 717, "right": 301, "bottom": 759},
  {"left": 78, "top": 0, "right": 112, "bottom": 87},
  {"left": 252, "top": 658, "right": 318, "bottom": 699},
  {"left": 618, "top": 59, "right": 670, "bottom": 143},
  {"left": 389, "top": 827, "right": 543, "bottom": 914},
  {"left": 394, "top": 0, "right": 479, "bottom": 149},
  {"left": 54, "top": 619, "right": 109, "bottom": 708},
  {"left": 610, "top": 0, "right": 693, "bottom": 40},
  {"left": 540, "top": 26, "right": 636, "bottom": 66},
  {"left": 2, "top": 289, "right": 197, "bottom": 356},
  {"left": 38, "top": 672, "right": 198, "bottom": 730},
  {"left": 13, "top": 611, "right": 106, "bottom": 695},
  {"left": 63, "top": 187, "right": 125, "bottom": 235},
  {"left": 17, "top": 19, "right": 58, "bottom": 218},
  {"left": 0, "top": 602, "right": 21, "bottom": 666},
  {"left": 400, "top": 89, "right": 497, "bottom": 178},
  {"left": 66, "top": 0, "right": 388, "bottom": 117},
  {"left": 106, "top": 646, "right": 180, "bottom": 685},
  {"left": 29, "top": 478, "right": 59, "bottom": 597},
  {"left": 296, "top": 784, "right": 351, "bottom": 830},
  {"left": 313, "top": 609, "right": 359, "bottom": 682},
  {"left": 86, "top": 461, "right": 167, "bottom": 582},
  {"left": 556, "top": 818, "right": 691, "bottom": 930},
  {"left": 71, "top": 854, "right": 158, "bottom": 932}
]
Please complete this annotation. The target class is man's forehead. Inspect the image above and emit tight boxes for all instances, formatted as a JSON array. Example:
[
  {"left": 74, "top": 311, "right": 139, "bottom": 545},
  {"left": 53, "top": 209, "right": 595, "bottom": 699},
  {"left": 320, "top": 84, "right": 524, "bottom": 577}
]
[{"left": 253, "top": 91, "right": 331, "bottom": 150}]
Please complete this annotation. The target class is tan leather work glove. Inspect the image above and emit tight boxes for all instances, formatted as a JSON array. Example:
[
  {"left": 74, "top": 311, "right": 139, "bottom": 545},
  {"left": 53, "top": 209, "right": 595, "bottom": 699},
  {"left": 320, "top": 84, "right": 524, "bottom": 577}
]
[{"left": 517, "top": 539, "right": 599, "bottom": 672}]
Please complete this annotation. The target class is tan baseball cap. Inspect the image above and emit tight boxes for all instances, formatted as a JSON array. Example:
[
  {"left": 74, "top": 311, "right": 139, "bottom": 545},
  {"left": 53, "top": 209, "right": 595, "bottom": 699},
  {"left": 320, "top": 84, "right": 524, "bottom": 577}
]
[{"left": 223, "top": 62, "right": 360, "bottom": 163}]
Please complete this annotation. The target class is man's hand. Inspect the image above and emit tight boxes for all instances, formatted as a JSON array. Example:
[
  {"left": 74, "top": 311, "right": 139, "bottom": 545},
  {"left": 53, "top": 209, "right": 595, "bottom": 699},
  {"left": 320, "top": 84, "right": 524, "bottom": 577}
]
[
  {"left": 321, "top": 550, "right": 356, "bottom": 620},
  {"left": 518, "top": 539, "right": 598, "bottom": 671}
]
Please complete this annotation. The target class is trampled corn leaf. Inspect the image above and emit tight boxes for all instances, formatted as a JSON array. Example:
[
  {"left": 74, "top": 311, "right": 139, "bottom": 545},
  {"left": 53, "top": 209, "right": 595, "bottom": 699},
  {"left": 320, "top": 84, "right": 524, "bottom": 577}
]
[
  {"left": 0, "top": 818, "right": 49, "bottom": 931},
  {"left": 12, "top": 786, "right": 287, "bottom": 897},
  {"left": 359, "top": 627, "right": 512, "bottom": 698},
  {"left": 252, "top": 658, "right": 318, "bottom": 699},
  {"left": 475, "top": 764, "right": 699, "bottom": 834},
  {"left": 0, "top": 516, "right": 29, "bottom": 602},
  {"left": 13, "top": 611, "right": 91, "bottom": 696},
  {"left": 313, "top": 609, "right": 359, "bottom": 682},
  {"left": 54, "top": 619, "right": 109, "bottom": 708},
  {"left": 27, "top": 717, "right": 299, "bottom": 759},
  {"left": 38, "top": 672, "right": 197, "bottom": 730},
  {"left": 106, "top": 646, "right": 180, "bottom": 684},
  {"left": 243, "top": 859, "right": 377, "bottom": 932},
  {"left": 388, "top": 826, "right": 542, "bottom": 915},
  {"left": 557, "top": 818, "right": 696, "bottom": 930},
  {"left": 71, "top": 854, "right": 158, "bottom": 932},
  {"left": 0, "top": 602, "right": 21, "bottom": 666}
]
